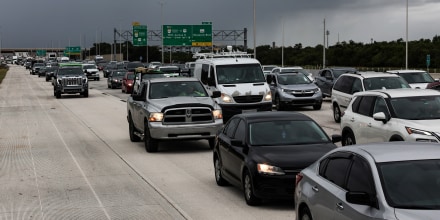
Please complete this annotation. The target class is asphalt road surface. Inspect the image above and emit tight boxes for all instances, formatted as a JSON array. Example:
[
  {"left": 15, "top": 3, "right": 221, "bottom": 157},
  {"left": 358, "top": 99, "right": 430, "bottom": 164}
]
[{"left": 0, "top": 65, "right": 341, "bottom": 220}]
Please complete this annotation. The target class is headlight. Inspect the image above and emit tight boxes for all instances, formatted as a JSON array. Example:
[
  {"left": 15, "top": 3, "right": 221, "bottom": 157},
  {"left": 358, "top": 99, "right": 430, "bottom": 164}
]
[
  {"left": 83, "top": 78, "right": 88, "bottom": 83},
  {"left": 212, "top": 109, "right": 223, "bottom": 119},
  {"left": 263, "top": 91, "right": 272, "bottom": 101},
  {"left": 314, "top": 87, "right": 321, "bottom": 93},
  {"left": 257, "top": 163, "right": 285, "bottom": 175},
  {"left": 220, "top": 93, "right": 234, "bottom": 103},
  {"left": 149, "top": 112, "right": 163, "bottom": 122},
  {"left": 113, "top": 79, "right": 118, "bottom": 82},
  {"left": 405, "top": 127, "right": 433, "bottom": 136}
]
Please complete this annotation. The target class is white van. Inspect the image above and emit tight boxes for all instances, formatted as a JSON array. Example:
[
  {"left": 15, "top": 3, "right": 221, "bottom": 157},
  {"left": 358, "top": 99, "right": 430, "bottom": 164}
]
[{"left": 193, "top": 48, "right": 272, "bottom": 123}]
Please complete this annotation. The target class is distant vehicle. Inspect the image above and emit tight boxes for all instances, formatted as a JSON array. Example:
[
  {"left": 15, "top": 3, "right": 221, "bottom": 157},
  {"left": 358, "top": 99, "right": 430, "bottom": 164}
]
[
  {"left": 53, "top": 64, "right": 88, "bottom": 98},
  {"left": 30, "top": 63, "right": 45, "bottom": 75},
  {"left": 44, "top": 66, "right": 59, "bottom": 82},
  {"left": 121, "top": 72, "right": 135, "bottom": 94},
  {"left": 341, "top": 88, "right": 440, "bottom": 146},
  {"left": 82, "top": 63, "right": 100, "bottom": 81},
  {"left": 214, "top": 111, "right": 340, "bottom": 206},
  {"left": 107, "top": 69, "right": 127, "bottom": 89},
  {"left": 296, "top": 142, "right": 440, "bottom": 220},
  {"left": 314, "top": 67, "right": 358, "bottom": 98},
  {"left": 270, "top": 66, "right": 314, "bottom": 82},
  {"left": 261, "top": 65, "right": 277, "bottom": 76},
  {"left": 148, "top": 61, "right": 161, "bottom": 68},
  {"left": 266, "top": 71, "right": 322, "bottom": 110},
  {"left": 331, "top": 72, "right": 411, "bottom": 122},
  {"left": 386, "top": 69, "right": 436, "bottom": 89},
  {"left": 125, "top": 61, "right": 144, "bottom": 72}
]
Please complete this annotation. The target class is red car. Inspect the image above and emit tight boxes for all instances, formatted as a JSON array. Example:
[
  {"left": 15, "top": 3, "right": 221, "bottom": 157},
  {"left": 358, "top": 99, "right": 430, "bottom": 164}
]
[{"left": 122, "top": 72, "right": 135, "bottom": 94}]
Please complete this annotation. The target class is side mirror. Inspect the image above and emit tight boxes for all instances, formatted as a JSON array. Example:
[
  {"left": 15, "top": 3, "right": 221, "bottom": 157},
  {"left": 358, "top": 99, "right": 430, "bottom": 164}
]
[
  {"left": 331, "top": 134, "right": 342, "bottom": 143},
  {"left": 373, "top": 112, "right": 388, "bottom": 124},
  {"left": 211, "top": 91, "right": 221, "bottom": 98},
  {"left": 346, "top": 192, "right": 378, "bottom": 209}
]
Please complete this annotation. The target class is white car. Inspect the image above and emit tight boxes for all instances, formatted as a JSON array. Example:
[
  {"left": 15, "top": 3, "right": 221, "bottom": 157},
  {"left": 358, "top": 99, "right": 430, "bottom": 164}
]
[
  {"left": 340, "top": 88, "right": 440, "bottom": 145},
  {"left": 387, "top": 69, "right": 436, "bottom": 89},
  {"left": 82, "top": 63, "right": 100, "bottom": 81}
]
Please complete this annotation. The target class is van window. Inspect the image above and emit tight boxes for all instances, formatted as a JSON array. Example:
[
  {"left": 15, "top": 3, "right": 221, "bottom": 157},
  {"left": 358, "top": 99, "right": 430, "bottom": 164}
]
[
  {"left": 201, "top": 64, "right": 209, "bottom": 85},
  {"left": 208, "top": 65, "right": 216, "bottom": 86},
  {"left": 216, "top": 64, "right": 265, "bottom": 84}
]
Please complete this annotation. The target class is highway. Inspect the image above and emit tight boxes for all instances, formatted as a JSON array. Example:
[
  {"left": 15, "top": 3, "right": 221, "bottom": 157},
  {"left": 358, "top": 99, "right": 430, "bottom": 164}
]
[{"left": 0, "top": 65, "right": 341, "bottom": 220}]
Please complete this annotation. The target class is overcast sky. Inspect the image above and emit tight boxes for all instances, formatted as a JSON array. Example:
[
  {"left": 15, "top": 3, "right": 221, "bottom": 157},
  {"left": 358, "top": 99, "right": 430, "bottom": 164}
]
[{"left": 1, "top": 0, "right": 439, "bottom": 49}]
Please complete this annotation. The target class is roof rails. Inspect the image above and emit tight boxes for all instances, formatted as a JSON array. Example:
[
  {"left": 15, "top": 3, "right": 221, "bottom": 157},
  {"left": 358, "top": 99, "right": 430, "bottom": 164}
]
[{"left": 192, "top": 46, "right": 253, "bottom": 59}]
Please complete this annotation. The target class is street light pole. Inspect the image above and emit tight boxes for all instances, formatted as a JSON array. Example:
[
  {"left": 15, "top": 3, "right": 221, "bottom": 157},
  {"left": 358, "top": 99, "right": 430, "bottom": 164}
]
[
  {"left": 323, "top": 19, "right": 326, "bottom": 68},
  {"left": 406, "top": 0, "right": 408, "bottom": 69},
  {"left": 160, "top": 0, "right": 165, "bottom": 64},
  {"left": 253, "top": 0, "right": 256, "bottom": 58}
]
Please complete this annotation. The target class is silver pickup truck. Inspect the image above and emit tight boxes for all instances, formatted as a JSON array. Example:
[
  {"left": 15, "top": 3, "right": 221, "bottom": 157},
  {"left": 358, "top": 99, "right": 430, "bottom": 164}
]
[{"left": 127, "top": 77, "right": 223, "bottom": 152}]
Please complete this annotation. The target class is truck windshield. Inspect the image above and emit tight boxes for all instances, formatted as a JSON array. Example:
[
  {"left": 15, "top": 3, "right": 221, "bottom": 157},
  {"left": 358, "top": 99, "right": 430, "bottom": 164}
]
[{"left": 216, "top": 64, "right": 265, "bottom": 84}]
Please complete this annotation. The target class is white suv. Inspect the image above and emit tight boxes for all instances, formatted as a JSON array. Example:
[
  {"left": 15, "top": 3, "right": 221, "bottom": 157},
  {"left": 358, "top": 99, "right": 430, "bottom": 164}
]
[
  {"left": 386, "top": 69, "right": 436, "bottom": 89},
  {"left": 331, "top": 72, "right": 410, "bottom": 122},
  {"left": 341, "top": 89, "right": 440, "bottom": 146}
]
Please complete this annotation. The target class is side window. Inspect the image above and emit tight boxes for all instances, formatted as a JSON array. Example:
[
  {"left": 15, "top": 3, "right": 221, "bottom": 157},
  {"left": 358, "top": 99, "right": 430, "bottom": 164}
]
[
  {"left": 225, "top": 118, "right": 240, "bottom": 138},
  {"left": 358, "top": 96, "right": 376, "bottom": 116},
  {"left": 351, "top": 96, "right": 362, "bottom": 113},
  {"left": 208, "top": 65, "right": 216, "bottom": 86},
  {"left": 321, "top": 154, "right": 351, "bottom": 188},
  {"left": 233, "top": 120, "right": 246, "bottom": 142},
  {"left": 351, "top": 78, "right": 362, "bottom": 94},
  {"left": 340, "top": 76, "right": 355, "bottom": 93},
  {"left": 200, "top": 64, "right": 209, "bottom": 85},
  {"left": 347, "top": 156, "right": 375, "bottom": 194},
  {"left": 373, "top": 97, "right": 390, "bottom": 118}
]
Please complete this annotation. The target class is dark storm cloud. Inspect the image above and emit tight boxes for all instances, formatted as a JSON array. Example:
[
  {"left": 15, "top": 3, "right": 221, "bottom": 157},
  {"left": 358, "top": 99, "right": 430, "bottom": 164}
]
[{"left": 0, "top": 0, "right": 439, "bottom": 48}]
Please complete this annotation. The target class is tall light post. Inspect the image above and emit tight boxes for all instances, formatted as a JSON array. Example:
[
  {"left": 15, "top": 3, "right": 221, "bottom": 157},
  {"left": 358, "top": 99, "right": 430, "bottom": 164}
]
[
  {"left": 0, "top": 26, "right": 2, "bottom": 61},
  {"left": 281, "top": 17, "right": 284, "bottom": 67},
  {"left": 253, "top": 0, "right": 256, "bottom": 58},
  {"left": 160, "top": 0, "right": 165, "bottom": 64},
  {"left": 323, "top": 19, "right": 326, "bottom": 68},
  {"left": 405, "top": 0, "right": 408, "bottom": 69}
]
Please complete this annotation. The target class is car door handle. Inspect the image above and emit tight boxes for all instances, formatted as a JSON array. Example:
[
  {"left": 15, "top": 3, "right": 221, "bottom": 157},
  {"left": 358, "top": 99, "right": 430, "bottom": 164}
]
[
  {"left": 312, "top": 186, "right": 319, "bottom": 192},
  {"left": 368, "top": 123, "right": 372, "bottom": 127},
  {"left": 336, "top": 202, "right": 344, "bottom": 211},
  {"left": 350, "top": 118, "right": 355, "bottom": 122}
]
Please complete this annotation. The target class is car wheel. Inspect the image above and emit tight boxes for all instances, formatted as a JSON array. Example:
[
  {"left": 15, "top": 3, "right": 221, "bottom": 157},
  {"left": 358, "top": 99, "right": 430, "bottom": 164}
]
[
  {"left": 45, "top": 77, "right": 49, "bottom": 82},
  {"left": 111, "top": 84, "right": 115, "bottom": 89},
  {"left": 342, "top": 130, "right": 356, "bottom": 146},
  {"left": 144, "top": 122, "right": 158, "bottom": 153},
  {"left": 333, "top": 104, "right": 341, "bottom": 123},
  {"left": 128, "top": 115, "right": 141, "bottom": 142},
  {"left": 83, "top": 90, "right": 89, "bottom": 98},
  {"left": 299, "top": 206, "right": 313, "bottom": 220},
  {"left": 313, "top": 103, "right": 322, "bottom": 110},
  {"left": 275, "top": 96, "right": 284, "bottom": 111},
  {"left": 243, "top": 170, "right": 261, "bottom": 206},
  {"left": 208, "top": 138, "right": 215, "bottom": 149},
  {"left": 214, "top": 155, "right": 228, "bottom": 186}
]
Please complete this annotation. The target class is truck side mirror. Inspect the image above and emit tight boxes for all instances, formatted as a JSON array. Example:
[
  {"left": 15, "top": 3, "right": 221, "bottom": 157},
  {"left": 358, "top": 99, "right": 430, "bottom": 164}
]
[{"left": 211, "top": 91, "right": 221, "bottom": 98}]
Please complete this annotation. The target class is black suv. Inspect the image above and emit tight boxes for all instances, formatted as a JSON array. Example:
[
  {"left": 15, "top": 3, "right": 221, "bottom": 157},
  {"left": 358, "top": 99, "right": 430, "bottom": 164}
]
[{"left": 314, "top": 67, "right": 357, "bottom": 98}]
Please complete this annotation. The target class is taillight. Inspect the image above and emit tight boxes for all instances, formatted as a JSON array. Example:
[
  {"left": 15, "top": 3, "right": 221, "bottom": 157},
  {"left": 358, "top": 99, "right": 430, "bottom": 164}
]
[{"left": 295, "top": 173, "right": 303, "bottom": 187}]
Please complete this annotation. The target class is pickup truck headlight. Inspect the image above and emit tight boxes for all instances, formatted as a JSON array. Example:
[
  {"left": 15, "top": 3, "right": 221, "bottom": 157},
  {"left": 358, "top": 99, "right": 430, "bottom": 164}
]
[
  {"left": 149, "top": 112, "right": 164, "bottom": 122},
  {"left": 257, "top": 163, "right": 285, "bottom": 175},
  {"left": 263, "top": 91, "right": 272, "bottom": 101},
  {"left": 212, "top": 109, "right": 223, "bottom": 119},
  {"left": 220, "top": 93, "right": 234, "bottom": 103}
]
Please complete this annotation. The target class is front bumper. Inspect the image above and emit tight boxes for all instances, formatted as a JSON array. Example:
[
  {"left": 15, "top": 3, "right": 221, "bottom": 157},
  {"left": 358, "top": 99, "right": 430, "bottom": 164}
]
[
  {"left": 252, "top": 172, "right": 297, "bottom": 199},
  {"left": 149, "top": 120, "right": 223, "bottom": 140},
  {"left": 279, "top": 92, "right": 322, "bottom": 107}
]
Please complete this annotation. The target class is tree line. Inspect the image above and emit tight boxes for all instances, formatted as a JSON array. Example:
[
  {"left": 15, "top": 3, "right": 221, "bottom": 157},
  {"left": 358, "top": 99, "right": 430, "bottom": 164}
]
[{"left": 89, "top": 35, "right": 440, "bottom": 70}]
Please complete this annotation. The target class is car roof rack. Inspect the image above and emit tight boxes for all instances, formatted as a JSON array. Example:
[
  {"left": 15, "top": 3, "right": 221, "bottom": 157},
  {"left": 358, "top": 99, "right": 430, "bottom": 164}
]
[{"left": 193, "top": 46, "right": 253, "bottom": 59}]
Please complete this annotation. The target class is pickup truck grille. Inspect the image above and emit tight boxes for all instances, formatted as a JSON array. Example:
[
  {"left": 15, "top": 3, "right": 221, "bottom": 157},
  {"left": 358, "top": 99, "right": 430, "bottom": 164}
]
[
  {"left": 163, "top": 107, "right": 213, "bottom": 124},
  {"left": 62, "top": 77, "right": 83, "bottom": 86},
  {"left": 234, "top": 95, "right": 263, "bottom": 103}
]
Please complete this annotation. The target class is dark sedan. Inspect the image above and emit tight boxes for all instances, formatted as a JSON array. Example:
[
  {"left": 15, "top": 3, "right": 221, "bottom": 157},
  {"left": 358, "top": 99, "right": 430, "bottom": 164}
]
[
  {"left": 107, "top": 69, "right": 127, "bottom": 89},
  {"left": 213, "top": 111, "right": 341, "bottom": 206}
]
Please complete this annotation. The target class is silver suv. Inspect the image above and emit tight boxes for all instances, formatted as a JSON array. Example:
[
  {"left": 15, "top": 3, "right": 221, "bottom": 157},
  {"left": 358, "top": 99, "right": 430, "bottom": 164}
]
[
  {"left": 341, "top": 89, "right": 440, "bottom": 146},
  {"left": 331, "top": 72, "right": 410, "bottom": 122}
]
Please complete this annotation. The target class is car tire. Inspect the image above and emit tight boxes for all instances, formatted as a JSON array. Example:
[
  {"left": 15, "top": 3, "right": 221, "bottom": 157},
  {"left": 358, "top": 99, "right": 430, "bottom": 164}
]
[
  {"left": 299, "top": 206, "right": 313, "bottom": 220},
  {"left": 214, "top": 155, "right": 228, "bottom": 186},
  {"left": 243, "top": 170, "right": 261, "bottom": 206},
  {"left": 313, "top": 103, "right": 322, "bottom": 110},
  {"left": 208, "top": 138, "right": 215, "bottom": 149},
  {"left": 333, "top": 104, "right": 341, "bottom": 123},
  {"left": 128, "top": 115, "right": 141, "bottom": 142},
  {"left": 83, "top": 90, "right": 89, "bottom": 98},
  {"left": 144, "top": 122, "right": 158, "bottom": 153},
  {"left": 342, "top": 130, "right": 356, "bottom": 146},
  {"left": 275, "top": 96, "right": 284, "bottom": 111},
  {"left": 55, "top": 91, "right": 61, "bottom": 99}
]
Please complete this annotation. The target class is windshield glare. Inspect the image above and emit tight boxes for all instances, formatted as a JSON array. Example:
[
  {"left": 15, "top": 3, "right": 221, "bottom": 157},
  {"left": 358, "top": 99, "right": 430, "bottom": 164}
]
[
  {"left": 364, "top": 77, "right": 411, "bottom": 90},
  {"left": 277, "top": 74, "right": 311, "bottom": 85},
  {"left": 216, "top": 64, "right": 265, "bottom": 84},
  {"left": 390, "top": 96, "right": 440, "bottom": 120},
  {"left": 249, "top": 120, "right": 329, "bottom": 146},
  {"left": 378, "top": 159, "right": 440, "bottom": 209},
  {"left": 149, "top": 81, "right": 207, "bottom": 99}
]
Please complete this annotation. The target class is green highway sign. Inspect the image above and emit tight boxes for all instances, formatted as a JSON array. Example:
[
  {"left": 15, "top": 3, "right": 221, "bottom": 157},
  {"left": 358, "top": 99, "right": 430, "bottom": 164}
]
[
  {"left": 163, "top": 23, "right": 212, "bottom": 46},
  {"left": 36, "top": 50, "right": 46, "bottom": 56},
  {"left": 64, "top": 46, "right": 81, "bottom": 56},
  {"left": 133, "top": 25, "right": 147, "bottom": 46}
]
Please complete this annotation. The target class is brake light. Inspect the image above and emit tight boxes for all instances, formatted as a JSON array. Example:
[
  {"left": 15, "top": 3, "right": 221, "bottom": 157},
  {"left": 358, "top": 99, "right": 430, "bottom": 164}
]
[{"left": 295, "top": 173, "right": 303, "bottom": 187}]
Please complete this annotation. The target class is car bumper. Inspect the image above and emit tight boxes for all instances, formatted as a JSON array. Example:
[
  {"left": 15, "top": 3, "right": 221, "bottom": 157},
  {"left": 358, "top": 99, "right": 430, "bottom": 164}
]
[
  {"left": 279, "top": 92, "right": 322, "bottom": 107},
  {"left": 149, "top": 120, "right": 223, "bottom": 140},
  {"left": 252, "top": 172, "right": 297, "bottom": 199}
]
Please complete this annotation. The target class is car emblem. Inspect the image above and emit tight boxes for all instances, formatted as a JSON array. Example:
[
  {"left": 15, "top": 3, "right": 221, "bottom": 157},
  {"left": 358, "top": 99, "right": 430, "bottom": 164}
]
[{"left": 186, "top": 109, "right": 192, "bottom": 118}]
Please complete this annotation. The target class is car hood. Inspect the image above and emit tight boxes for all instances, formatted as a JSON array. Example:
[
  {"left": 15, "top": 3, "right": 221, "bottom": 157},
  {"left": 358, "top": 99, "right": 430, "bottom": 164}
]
[
  {"left": 219, "top": 83, "right": 269, "bottom": 96},
  {"left": 395, "top": 208, "right": 440, "bottom": 220},
  {"left": 251, "top": 143, "right": 336, "bottom": 169},
  {"left": 148, "top": 97, "right": 218, "bottom": 112},
  {"left": 395, "top": 119, "right": 440, "bottom": 133},
  {"left": 279, "top": 83, "right": 317, "bottom": 90},
  {"left": 409, "top": 83, "right": 429, "bottom": 89},
  {"left": 85, "top": 68, "right": 99, "bottom": 72}
]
